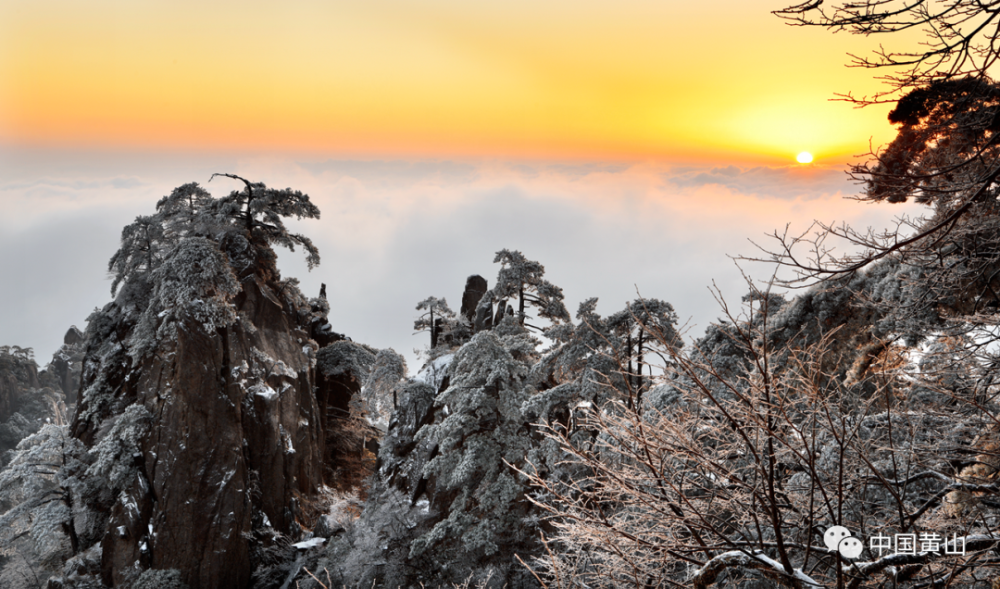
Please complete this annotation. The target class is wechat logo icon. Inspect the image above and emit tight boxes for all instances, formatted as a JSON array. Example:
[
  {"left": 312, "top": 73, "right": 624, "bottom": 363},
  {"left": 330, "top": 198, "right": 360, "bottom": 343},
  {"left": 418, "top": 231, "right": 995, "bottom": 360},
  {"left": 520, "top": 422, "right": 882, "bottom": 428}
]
[{"left": 824, "top": 526, "right": 862, "bottom": 559}]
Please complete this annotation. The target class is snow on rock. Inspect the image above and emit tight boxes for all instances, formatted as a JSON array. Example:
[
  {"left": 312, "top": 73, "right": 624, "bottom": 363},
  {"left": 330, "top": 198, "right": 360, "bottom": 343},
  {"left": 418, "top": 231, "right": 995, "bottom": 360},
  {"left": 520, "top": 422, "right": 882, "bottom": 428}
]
[
  {"left": 292, "top": 537, "right": 326, "bottom": 550},
  {"left": 75, "top": 268, "right": 331, "bottom": 589},
  {"left": 416, "top": 353, "right": 453, "bottom": 392},
  {"left": 269, "top": 359, "right": 298, "bottom": 379},
  {"left": 250, "top": 383, "right": 278, "bottom": 402},
  {"left": 280, "top": 425, "right": 295, "bottom": 454}
]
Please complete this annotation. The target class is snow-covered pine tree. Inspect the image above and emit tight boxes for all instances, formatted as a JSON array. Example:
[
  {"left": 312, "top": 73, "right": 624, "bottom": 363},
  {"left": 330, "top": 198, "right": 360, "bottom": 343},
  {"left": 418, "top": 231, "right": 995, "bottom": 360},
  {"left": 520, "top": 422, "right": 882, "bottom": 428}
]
[
  {"left": 408, "top": 317, "right": 541, "bottom": 577},
  {"left": 0, "top": 425, "right": 89, "bottom": 589},
  {"left": 413, "top": 296, "right": 456, "bottom": 349},
  {"left": 108, "top": 215, "right": 167, "bottom": 299},
  {"left": 360, "top": 349, "right": 407, "bottom": 432},
  {"left": 606, "top": 298, "right": 682, "bottom": 409},
  {"left": 109, "top": 176, "right": 320, "bottom": 305},
  {"left": 476, "top": 249, "right": 570, "bottom": 332},
  {"left": 209, "top": 173, "right": 320, "bottom": 276}
]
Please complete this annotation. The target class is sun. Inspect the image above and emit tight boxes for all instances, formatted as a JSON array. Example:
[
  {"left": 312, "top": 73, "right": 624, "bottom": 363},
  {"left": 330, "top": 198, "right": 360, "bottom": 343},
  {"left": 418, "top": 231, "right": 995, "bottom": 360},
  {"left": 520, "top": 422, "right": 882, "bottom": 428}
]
[{"left": 796, "top": 151, "right": 814, "bottom": 164}]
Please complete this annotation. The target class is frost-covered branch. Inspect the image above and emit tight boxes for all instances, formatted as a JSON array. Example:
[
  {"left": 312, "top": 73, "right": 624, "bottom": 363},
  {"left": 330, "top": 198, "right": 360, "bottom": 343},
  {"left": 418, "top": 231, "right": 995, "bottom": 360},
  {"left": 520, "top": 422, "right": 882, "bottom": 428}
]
[{"left": 690, "top": 550, "right": 821, "bottom": 589}]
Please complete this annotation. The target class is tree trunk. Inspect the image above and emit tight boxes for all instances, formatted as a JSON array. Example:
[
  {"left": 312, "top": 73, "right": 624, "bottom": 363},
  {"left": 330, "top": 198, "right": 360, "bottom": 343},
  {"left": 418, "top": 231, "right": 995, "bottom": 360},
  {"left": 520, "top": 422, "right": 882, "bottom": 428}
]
[
  {"left": 518, "top": 285, "right": 525, "bottom": 325},
  {"left": 636, "top": 328, "right": 644, "bottom": 409},
  {"left": 626, "top": 330, "right": 634, "bottom": 410},
  {"left": 429, "top": 309, "right": 436, "bottom": 348},
  {"left": 493, "top": 299, "right": 507, "bottom": 327},
  {"left": 244, "top": 185, "right": 255, "bottom": 231}
]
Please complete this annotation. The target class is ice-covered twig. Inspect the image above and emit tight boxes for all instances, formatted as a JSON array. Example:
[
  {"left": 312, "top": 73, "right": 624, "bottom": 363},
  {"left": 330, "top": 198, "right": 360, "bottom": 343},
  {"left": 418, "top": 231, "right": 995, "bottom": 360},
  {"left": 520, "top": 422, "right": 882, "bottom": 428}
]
[{"left": 689, "top": 550, "right": 822, "bottom": 589}]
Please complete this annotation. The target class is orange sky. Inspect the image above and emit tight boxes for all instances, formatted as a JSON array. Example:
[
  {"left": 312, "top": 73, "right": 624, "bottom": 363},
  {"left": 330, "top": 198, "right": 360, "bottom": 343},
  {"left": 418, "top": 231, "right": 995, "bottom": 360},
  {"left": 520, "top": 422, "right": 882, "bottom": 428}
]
[{"left": 0, "top": 0, "right": 902, "bottom": 164}]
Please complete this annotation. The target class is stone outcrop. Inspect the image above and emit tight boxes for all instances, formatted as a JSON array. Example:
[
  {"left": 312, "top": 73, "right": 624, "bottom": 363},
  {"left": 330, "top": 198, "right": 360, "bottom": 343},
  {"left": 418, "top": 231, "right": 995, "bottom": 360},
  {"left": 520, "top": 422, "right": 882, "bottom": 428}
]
[
  {"left": 70, "top": 277, "right": 342, "bottom": 589},
  {"left": 48, "top": 326, "right": 85, "bottom": 405},
  {"left": 0, "top": 346, "right": 67, "bottom": 463},
  {"left": 310, "top": 288, "right": 347, "bottom": 349},
  {"left": 460, "top": 275, "right": 488, "bottom": 324},
  {"left": 315, "top": 340, "right": 378, "bottom": 490},
  {"left": 0, "top": 179, "right": 392, "bottom": 589},
  {"left": 377, "top": 381, "right": 444, "bottom": 507},
  {"left": 0, "top": 348, "right": 40, "bottom": 423}
]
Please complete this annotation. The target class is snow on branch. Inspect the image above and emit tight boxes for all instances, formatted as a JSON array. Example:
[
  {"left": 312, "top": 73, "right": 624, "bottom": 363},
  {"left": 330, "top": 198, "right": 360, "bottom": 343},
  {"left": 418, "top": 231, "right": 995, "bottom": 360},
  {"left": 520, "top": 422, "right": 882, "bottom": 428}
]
[{"left": 689, "top": 550, "right": 821, "bottom": 589}]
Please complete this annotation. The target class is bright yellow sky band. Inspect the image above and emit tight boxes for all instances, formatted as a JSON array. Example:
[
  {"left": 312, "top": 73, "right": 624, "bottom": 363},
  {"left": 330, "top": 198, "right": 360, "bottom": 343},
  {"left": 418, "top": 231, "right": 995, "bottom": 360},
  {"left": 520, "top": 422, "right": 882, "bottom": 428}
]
[{"left": 0, "top": 0, "right": 902, "bottom": 163}]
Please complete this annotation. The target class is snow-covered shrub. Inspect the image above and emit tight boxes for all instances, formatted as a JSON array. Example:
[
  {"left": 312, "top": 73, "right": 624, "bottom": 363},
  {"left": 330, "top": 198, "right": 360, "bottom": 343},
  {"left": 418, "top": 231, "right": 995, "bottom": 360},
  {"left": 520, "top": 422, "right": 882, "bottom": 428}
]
[
  {"left": 127, "top": 568, "right": 189, "bottom": 589},
  {"left": 0, "top": 425, "right": 87, "bottom": 588},
  {"left": 360, "top": 348, "right": 407, "bottom": 431},
  {"left": 85, "top": 403, "right": 152, "bottom": 493},
  {"left": 409, "top": 327, "right": 536, "bottom": 559},
  {"left": 317, "top": 341, "right": 377, "bottom": 383},
  {"left": 130, "top": 237, "right": 240, "bottom": 359}
]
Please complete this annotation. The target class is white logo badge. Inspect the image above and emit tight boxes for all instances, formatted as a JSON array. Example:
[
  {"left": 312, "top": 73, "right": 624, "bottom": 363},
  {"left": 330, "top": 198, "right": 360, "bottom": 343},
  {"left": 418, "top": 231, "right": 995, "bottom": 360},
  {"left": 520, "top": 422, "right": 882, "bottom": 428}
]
[{"left": 824, "top": 526, "right": 861, "bottom": 559}]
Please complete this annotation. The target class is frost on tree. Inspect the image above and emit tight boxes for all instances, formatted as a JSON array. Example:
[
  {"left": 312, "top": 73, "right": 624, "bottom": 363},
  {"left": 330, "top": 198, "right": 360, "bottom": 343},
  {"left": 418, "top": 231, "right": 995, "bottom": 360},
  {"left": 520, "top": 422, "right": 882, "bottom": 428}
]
[
  {"left": 0, "top": 345, "right": 71, "bottom": 470},
  {"left": 525, "top": 296, "right": 682, "bottom": 427},
  {"left": 410, "top": 326, "right": 537, "bottom": 558},
  {"left": 322, "top": 320, "right": 547, "bottom": 588},
  {"left": 0, "top": 425, "right": 90, "bottom": 589},
  {"left": 360, "top": 349, "right": 407, "bottom": 432},
  {"left": 413, "top": 296, "right": 456, "bottom": 349},
  {"left": 61, "top": 176, "right": 343, "bottom": 589},
  {"left": 475, "top": 249, "right": 570, "bottom": 332},
  {"left": 526, "top": 298, "right": 622, "bottom": 428},
  {"left": 606, "top": 298, "right": 682, "bottom": 409},
  {"left": 84, "top": 404, "right": 152, "bottom": 494},
  {"left": 520, "top": 276, "right": 1000, "bottom": 588},
  {"left": 305, "top": 254, "right": 698, "bottom": 588},
  {"left": 208, "top": 173, "right": 320, "bottom": 273}
]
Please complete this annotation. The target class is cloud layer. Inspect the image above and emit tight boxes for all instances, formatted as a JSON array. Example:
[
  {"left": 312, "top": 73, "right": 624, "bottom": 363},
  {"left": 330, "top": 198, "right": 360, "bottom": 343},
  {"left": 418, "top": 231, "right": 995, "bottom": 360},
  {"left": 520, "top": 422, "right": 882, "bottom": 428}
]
[{"left": 0, "top": 151, "right": 921, "bottom": 369}]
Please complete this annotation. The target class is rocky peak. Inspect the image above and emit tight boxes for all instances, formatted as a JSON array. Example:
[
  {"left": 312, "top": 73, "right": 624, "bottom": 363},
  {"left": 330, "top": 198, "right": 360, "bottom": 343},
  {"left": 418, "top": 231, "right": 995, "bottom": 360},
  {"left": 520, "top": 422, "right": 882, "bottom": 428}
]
[
  {"left": 460, "top": 275, "right": 488, "bottom": 324},
  {"left": 64, "top": 326, "right": 85, "bottom": 347},
  {"left": 68, "top": 271, "right": 334, "bottom": 589},
  {"left": 50, "top": 179, "right": 373, "bottom": 589},
  {"left": 46, "top": 326, "right": 86, "bottom": 405}
]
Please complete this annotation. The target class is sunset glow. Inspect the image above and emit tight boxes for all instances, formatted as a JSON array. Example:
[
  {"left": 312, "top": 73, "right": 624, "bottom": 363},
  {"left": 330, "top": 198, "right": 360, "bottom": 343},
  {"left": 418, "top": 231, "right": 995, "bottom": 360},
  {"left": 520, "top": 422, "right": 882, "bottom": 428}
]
[
  {"left": 797, "top": 152, "right": 814, "bottom": 164},
  {"left": 0, "top": 0, "right": 898, "bottom": 162}
]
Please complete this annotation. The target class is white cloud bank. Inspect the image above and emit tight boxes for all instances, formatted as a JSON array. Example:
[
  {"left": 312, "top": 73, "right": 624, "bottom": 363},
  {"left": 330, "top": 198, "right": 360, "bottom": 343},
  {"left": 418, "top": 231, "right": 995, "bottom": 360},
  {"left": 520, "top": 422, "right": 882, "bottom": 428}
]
[{"left": 0, "top": 150, "right": 922, "bottom": 370}]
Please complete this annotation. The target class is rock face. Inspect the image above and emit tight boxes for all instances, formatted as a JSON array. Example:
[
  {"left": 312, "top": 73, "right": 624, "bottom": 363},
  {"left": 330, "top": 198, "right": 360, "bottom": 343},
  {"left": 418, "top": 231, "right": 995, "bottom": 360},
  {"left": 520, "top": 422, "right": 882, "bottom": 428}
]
[
  {"left": 0, "top": 180, "right": 387, "bottom": 589},
  {"left": 310, "top": 294, "right": 346, "bottom": 349},
  {"left": 312, "top": 377, "right": 452, "bottom": 589},
  {"left": 0, "top": 346, "right": 67, "bottom": 462},
  {"left": 315, "top": 340, "right": 379, "bottom": 490},
  {"left": 377, "top": 380, "right": 441, "bottom": 506},
  {"left": 460, "top": 275, "right": 488, "bottom": 324},
  {"left": 0, "top": 353, "right": 38, "bottom": 424},
  {"left": 311, "top": 328, "right": 545, "bottom": 589},
  {"left": 49, "top": 326, "right": 86, "bottom": 405},
  {"left": 73, "top": 279, "right": 330, "bottom": 589}
]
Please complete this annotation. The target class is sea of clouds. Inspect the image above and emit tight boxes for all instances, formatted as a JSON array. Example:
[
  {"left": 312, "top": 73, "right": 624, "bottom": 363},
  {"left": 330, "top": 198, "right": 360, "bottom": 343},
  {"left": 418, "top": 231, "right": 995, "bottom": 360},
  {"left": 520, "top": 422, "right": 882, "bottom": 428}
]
[{"left": 0, "top": 149, "right": 920, "bottom": 369}]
